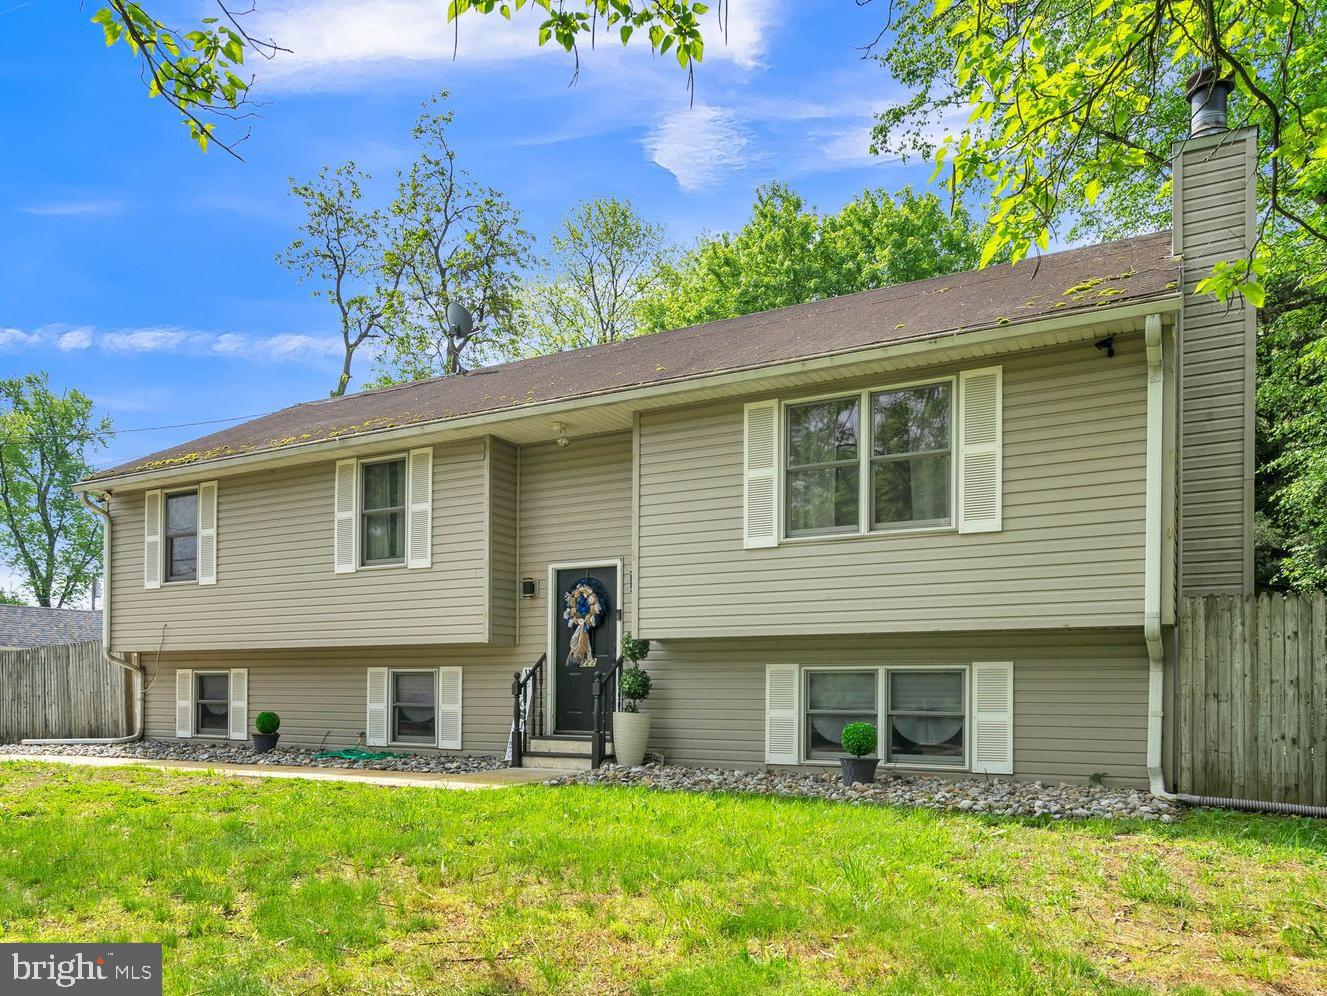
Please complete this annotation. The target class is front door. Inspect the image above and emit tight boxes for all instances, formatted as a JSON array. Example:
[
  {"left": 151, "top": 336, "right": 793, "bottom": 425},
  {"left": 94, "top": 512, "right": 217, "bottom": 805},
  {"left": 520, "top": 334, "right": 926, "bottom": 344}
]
[{"left": 553, "top": 564, "right": 619, "bottom": 733}]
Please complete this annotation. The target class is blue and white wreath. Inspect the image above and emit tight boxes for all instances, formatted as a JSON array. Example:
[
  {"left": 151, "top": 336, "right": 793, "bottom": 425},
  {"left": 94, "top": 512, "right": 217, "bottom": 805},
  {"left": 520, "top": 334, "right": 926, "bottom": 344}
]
[{"left": 563, "top": 580, "right": 607, "bottom": 667}]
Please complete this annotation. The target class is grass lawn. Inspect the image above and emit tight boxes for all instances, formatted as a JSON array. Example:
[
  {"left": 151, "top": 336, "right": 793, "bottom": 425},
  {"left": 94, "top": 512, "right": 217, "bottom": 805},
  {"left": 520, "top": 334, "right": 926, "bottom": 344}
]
[{"left": 1, "top": 763, "right": 1325, "bottom": 995}]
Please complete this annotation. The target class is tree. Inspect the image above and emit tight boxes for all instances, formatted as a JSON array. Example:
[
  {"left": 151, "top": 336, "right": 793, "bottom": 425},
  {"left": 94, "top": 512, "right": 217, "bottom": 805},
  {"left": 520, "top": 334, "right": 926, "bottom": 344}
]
[
  {"left": 868, "top": 0, "right": 1327, "bottom": 303},
  {"left": 0, "top": 589, "right": 27, "bottom": 606},
  {"left": 369, "top": 98, "right": 532, "bottom": 382},
  {"left": 279, "top": 164, "right": 405, "bottom": 398},
  {"left": 95, "top": 1, "right": 713, "bottom": 156},
  {"left": 0, "top": 374, "right": 111, "bottom": 608},
  {"left": 516, "top": 197, "right": 670, "bottom": 357},
  {"left": 1254, "top": 265, "right": 1327, "bottom": 590},
  {"left": 637, "top": 184, "right": 983, "bottom": 331}
]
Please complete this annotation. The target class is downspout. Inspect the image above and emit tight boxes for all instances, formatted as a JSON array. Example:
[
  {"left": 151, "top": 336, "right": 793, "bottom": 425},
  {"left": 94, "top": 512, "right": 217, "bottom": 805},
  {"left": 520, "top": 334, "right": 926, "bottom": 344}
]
[
  {"left": 21, "top": 491, "right": 144, "bottom": 744},
  {"left": 1143, "top": 315, "right": 1167, "bottom": 798},
  {"left": 1144, "top": 314, "right": 1327, "bottom": 817}
]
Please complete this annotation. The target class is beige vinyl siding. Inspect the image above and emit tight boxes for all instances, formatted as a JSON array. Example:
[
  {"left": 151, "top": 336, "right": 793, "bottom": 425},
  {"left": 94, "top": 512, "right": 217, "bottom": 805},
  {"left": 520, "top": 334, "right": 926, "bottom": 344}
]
[
  {"left": 487, "top": 438, "right": 519, "bottom": 646},
  {"left": 142, "top": 628, "right": 1148, "bottom": 786},
  {"left": 637, "top": 340, "right": 1148, "bottom": 638},
  {"left": 1173, "top": 129, "right": 1256, "bottom": 595},
  {"left": 108, "top": 440, "right": 490, "bottom": 652},
  {"left": 142, "top": 430, "right": 637, "bottom": 749}
]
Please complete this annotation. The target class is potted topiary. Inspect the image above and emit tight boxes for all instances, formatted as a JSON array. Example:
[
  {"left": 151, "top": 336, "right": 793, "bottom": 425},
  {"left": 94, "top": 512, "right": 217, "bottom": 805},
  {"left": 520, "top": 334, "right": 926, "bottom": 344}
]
[
  {"left": 839, "top": 722, "right": 879, "bottom": 786},
  {"left": 613, "top": 633, "right": 653, "bottom": 767},
  {"left": 252, "top": 711, "right": 281, "bottom": 753}
]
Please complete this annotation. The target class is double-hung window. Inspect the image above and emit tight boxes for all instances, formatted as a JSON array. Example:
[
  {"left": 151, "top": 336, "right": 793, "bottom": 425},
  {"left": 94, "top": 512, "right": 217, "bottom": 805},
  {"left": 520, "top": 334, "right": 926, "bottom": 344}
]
[
  {"left": 391, "top": 670, "right": 437, "bottom": 745},
  {"left": 195, "top": 672, "right": 230, "bottom": 737},
  {"left": 164, "top": 489, "right": 199, "bottom": 582},
  {"left": 361, "top": 458, "right": 406, "bottom": 566},
  {"left": 802, "top": 666, "right": 968, "bottom": 767},
  {"left": 784, "top": 380, "right": 953, "bottom": 537}
]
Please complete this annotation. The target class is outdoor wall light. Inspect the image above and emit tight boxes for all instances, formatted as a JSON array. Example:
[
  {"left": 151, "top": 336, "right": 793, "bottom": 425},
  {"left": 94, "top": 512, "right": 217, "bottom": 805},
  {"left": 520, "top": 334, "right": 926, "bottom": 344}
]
[
  {"left": 521, "top": 578, "right": 538, "bottom": 599},
  {"left": 553, "top": 420, "right": 570, "bottom": 447}
]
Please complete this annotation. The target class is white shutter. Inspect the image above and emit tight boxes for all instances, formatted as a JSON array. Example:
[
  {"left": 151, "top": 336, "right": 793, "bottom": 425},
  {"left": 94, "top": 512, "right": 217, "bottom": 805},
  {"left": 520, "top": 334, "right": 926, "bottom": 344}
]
[
  {"left": 958, "top": 367, "right": 1003, "bottom": 533},
  {"left": 175, "top": 668, "right": 193, "bottom": 738},
  {"left": 406, "top": 447, "right": 433, "bottom": 569},
  {"left": 744, "top": 400, "right": 779, "bottom": 549},
  {"left": 971, "top": 661, "right": 1014, "bottom": 775},
  {"left": 334, "top": 459, "right": 358, "bottom": 573},
  {"left": 197, "top": 481, "right": 218, "bottom": 585},
  {"left": 228, "top": 668, "right": 248, "bottom": 741},
  {"left": 144, "top": 490, "right": 163, "bottom": 589},
  {"left": 765, "top": 663, "right": 800, "bottom": 765},
  {"left": 436, "top": 666, "right": 462, "bottom": 749},
  {"left": 366, "top": 667, "right": 389, "bottom": 746}
]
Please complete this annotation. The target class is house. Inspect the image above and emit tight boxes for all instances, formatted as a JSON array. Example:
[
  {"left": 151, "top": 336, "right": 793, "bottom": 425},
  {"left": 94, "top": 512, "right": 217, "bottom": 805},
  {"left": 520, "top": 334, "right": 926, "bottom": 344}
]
[
  {"left": 76, "top": 104, "right": 1256, "bottom": 790},
  {"left": 0, "top": 606, "right": 102, "bottom": 651}
]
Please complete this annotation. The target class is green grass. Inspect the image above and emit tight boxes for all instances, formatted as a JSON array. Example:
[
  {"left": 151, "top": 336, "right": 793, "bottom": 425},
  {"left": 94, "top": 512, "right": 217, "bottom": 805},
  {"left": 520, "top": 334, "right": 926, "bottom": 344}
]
[{"left": 1, "top": 763, "right": 1325, "bottom": 994}]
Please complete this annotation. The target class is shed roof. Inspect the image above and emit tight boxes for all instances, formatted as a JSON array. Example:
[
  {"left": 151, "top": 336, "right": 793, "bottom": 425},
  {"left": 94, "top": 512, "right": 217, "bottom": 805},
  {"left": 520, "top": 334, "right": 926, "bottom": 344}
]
[
  {"left": 93, "top": 230, "right": 1178, "bottom": 483},
  {"left": 0, "top": 606, "right": 102, "bottom": 649}
]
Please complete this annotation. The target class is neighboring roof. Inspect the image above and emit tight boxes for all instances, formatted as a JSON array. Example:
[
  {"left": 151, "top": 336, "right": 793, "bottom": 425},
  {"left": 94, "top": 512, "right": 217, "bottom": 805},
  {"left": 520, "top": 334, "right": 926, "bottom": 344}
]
[
  {"left": 0, "top": 606, "right": 102, "bottom": 649},
  {"left": 93, "top": 230, "right": 1178, "bottom": 483}
]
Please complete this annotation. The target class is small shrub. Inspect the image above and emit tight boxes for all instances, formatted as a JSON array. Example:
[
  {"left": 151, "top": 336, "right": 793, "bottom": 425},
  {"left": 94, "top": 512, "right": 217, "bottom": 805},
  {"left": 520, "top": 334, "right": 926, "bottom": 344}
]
[
  {"left": 840, "top": 722, "right": 877, "bottom": 758},
  {"left": 622, "top": 632, "right": 651, "bottom": 664},
  {"left": 254, "top": 712, "right": 281, "bottom": 735},
  {"left": 619, "top": 666, "right": 652, "bottom": 713}
]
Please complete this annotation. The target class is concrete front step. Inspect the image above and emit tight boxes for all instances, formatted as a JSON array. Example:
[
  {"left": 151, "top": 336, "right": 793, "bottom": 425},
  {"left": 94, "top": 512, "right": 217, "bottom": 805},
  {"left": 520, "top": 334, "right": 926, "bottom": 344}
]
[
  {"left": 522, "top": 736, "right": 613, "bottom": 771},
  {"left": 527, "top": 736, "right": 609, "bottom": 756}
]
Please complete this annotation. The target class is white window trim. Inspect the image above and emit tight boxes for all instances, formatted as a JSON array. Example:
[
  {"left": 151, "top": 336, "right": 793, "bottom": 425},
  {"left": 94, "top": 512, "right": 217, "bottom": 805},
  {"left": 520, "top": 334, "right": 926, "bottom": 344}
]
[
  {"left": 193, "top": 669, "right": 231, "bottom": 740},
  {"left": 780, "top": 375, "right": 958, "bottom": 542},
  {"left": 161, "top": 485, "right": 201, "bottom": 586},
  {"left": 386, "top": 667, "right": 439, "bottom": 748},
  {"left": 799, "top": 663, "right": 971, "bottom": 772},
  {"left": 358, "top": 453, "right": 410, "bottom": 570}
]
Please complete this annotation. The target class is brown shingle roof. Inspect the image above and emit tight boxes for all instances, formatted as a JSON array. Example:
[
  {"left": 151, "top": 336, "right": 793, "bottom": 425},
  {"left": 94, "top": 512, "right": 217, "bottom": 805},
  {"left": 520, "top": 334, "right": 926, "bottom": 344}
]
[{"left": 94, "top": 230, "right": 1177, "bottom": 482}]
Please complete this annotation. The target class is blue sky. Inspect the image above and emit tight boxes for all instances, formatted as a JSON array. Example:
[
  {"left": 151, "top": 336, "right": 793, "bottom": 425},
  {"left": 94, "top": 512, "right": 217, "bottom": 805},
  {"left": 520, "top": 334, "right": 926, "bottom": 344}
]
[{"left": 1, "top": 0, "right": 938, "bottom": 478}]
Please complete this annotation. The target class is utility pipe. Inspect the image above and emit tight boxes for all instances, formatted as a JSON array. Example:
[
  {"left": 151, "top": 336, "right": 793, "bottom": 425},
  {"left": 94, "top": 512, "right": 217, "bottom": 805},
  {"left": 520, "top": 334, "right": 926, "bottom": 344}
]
[{"left": 21, "top": 491, "right": 144, "bottom": 745}]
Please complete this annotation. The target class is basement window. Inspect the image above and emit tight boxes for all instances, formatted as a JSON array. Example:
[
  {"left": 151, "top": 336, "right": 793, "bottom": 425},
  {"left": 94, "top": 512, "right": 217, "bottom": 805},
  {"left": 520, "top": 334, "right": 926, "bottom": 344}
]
[{"left": 195, "top": 672, "right": 230, "bottom": 737}]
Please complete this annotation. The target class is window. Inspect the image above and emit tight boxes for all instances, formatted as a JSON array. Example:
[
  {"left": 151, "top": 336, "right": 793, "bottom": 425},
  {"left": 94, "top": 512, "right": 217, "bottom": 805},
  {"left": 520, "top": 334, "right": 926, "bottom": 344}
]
[
  {"left": 361, "top": 459, "right": 406, "bottom": 565},
  {"left": 887, "top": 669, "right": 965, "bottom": 767},
  {"left": 871, "top": 383, "right": 952, "bottom": 529},
  {"left": 391, "top": 670, "right": 436, "bottom": 744},
  {"left": 804, "top": 670, "right": 877, "bottom": 759},
  {"left": 165, "top": 489, "right": 198, "bottom": 582},
  {"left": 195, "top": 672, "right": 229, "bottom": 736},
  {"left": 785, "top": 396, "right": 860, "bottom": 536},
  {"left": 783, "top": 380, "right": 954, "bottom": 538}
]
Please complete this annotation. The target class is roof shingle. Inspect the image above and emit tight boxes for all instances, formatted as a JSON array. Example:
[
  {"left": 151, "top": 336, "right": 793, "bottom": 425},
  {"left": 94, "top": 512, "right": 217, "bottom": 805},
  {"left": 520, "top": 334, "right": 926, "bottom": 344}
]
[
  {"left": 0, "top": 606, "right": 102, "bottom": 649},
  {"left": 95, "top": 230, "right": 1178, "bottom": 482}
]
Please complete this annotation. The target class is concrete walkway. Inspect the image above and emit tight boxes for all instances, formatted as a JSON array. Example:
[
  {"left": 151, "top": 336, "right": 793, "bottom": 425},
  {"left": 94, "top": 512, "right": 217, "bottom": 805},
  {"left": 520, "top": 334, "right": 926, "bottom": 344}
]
[{"left": 0, "top": 752, "right": 558, "bottom": 790}]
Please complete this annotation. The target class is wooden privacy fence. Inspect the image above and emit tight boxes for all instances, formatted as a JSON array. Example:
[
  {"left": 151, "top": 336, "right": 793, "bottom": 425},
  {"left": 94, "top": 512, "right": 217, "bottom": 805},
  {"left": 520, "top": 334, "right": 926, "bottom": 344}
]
[
  {"left": 1178, "top": 594, "right": 1327, "bottom": 806},
  {"left": 0, "top": 641, "right": 131, "bottom": 743}
]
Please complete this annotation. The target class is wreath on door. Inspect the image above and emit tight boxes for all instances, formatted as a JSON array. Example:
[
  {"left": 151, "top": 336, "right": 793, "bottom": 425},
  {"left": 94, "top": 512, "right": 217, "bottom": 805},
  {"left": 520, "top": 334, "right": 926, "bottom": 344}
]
[{"left": 563, "top": 578, "right": 609, "bottom": 668}]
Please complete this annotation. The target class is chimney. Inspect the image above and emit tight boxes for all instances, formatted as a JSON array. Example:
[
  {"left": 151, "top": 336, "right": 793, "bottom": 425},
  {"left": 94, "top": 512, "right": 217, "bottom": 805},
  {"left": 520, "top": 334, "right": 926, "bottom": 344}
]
[
  {"left": 1185, "top": 67, "right": 1236, "bottom": 137},
  {"left": 1172, "top": 70, "right": 1257, "bottom": 595}
]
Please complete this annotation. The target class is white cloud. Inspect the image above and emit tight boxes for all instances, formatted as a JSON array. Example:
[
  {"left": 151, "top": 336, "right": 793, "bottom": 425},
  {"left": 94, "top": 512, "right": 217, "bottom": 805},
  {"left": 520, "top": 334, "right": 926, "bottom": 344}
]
[
  {"left": 0, "top": 328, "right": 41, "bottom": 349},
  {"left": 644, "top": 104, "right": 757, "bottom": 191},
  {"left": 250, "top": 0, "right": 777, "bottom": 85},
  {"left": 0, "top": 324, "right": 343, "bottom": 368},
  {"left": 21, "top": 199, "right": 124, "bottom": 217},
  {"left": 101, "top": 328, "right": 191, "bottom": 353},
  {"left": 57, "top": 327, "right": 93, "bottom": 351}
]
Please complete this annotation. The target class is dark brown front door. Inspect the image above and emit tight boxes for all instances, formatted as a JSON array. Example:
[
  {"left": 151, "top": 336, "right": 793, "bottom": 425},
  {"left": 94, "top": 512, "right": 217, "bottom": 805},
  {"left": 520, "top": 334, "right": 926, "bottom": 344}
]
[{"left": 554, "top": 565, "right": 618, "bottom": 733}]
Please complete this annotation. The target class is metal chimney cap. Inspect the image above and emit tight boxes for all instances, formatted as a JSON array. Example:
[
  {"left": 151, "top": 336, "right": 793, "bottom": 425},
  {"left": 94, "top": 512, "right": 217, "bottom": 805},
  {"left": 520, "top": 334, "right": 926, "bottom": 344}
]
[{"left": 1185, "top": 67, "right": 1236, "bottom": 136}]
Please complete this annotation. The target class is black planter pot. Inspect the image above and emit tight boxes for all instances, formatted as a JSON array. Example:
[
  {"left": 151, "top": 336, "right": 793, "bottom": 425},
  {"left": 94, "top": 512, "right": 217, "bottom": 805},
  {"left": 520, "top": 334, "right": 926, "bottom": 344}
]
[
  {"left": 252, "top": 732, "right": 280, "bottom": 753},
  {"left": 840, "top": 756, "right": 879, "bottom": 787}
]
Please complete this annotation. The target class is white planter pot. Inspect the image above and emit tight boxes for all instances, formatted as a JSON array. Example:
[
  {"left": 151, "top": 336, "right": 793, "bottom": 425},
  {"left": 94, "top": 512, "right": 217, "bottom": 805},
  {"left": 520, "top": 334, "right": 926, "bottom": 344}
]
[{"left": 612, "top": 711, "right": 651, "bottom": 767}]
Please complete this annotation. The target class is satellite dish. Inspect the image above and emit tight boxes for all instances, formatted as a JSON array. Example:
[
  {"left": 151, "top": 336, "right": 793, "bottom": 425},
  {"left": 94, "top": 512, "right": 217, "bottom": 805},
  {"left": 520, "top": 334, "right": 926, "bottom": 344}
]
[{"left": 446, "top": 301, "right": 474, "bottom": 338}]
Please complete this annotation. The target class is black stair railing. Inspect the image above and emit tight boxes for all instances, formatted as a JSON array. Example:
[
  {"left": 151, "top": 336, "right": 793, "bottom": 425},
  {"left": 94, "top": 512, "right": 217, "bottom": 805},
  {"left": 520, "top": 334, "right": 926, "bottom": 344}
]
[
  {"left": 509, "top": 653, "right": 547, "bottom": 768},
  {"left": 590, "top": 655, "right": 624, "bottom": 770}
]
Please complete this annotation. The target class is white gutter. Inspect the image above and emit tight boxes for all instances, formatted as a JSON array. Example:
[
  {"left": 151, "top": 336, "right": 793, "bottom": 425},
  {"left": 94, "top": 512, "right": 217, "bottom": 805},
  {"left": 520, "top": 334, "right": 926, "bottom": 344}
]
[
  {"left": 77, "top": 294, "right": 1182, "bottom": 494},
  {"left": 22, "top": 492, "right": 144, "bottom": 745},
  {"left": 1143, "top": 314, "right": 1169, "bottom": 797}
]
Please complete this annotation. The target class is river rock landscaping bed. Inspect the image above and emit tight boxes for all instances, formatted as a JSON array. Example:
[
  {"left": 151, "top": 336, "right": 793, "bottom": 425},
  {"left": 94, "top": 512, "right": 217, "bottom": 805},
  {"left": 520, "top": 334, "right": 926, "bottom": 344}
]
[
  {"left": 550, "top": 763, "right": 1183, "bottom": 821},
  {"left": 1, "top": 740, "right": 505, "bottom": 774}
]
